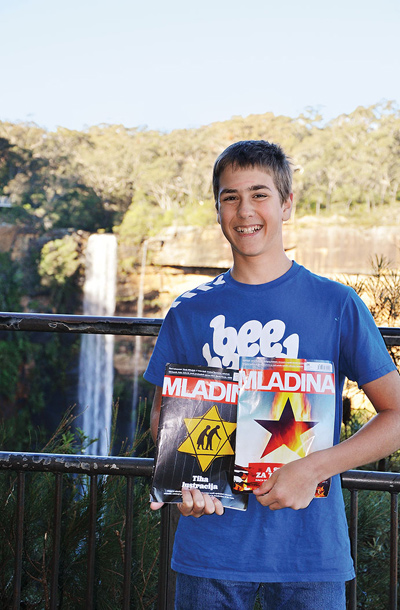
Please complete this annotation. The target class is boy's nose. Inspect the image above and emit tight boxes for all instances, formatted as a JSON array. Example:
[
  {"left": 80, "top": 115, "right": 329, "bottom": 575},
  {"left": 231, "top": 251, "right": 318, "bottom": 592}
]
[{"left": 237, "top": 197, "right": 254, "bottom": 218}]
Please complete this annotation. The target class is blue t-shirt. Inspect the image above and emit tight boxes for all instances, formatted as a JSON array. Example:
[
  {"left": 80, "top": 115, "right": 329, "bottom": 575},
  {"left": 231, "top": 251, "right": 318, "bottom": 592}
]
[{"left": 144, "top": 261, "right": 395, "bottom": 582}]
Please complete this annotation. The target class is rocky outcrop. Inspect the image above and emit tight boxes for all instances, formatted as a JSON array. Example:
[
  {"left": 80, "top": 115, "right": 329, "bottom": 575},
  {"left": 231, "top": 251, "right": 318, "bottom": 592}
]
[
  {"left": 0, "top": 224, "right": 37, "bottom": 259},
  {"left": 147, "top": 224, "right": 296, "bottom": 269},
  {"left": 293, "top": 224, "right": 400, "bottom": 275},
  {"left": 145, "top": 222, "right": 400, "bottom": 276}
]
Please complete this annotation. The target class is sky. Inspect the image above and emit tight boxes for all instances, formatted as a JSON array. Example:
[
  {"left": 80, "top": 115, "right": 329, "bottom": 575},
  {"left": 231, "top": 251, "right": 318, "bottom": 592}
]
[{"left": 1, "top": 0, "right": 399, "bottom": 133}]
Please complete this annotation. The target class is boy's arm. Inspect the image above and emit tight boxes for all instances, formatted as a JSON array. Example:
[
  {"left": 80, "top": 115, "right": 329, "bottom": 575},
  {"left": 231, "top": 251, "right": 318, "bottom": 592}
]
[
  {"left": 149, "top": 385, "right": 224, "bottom": 516},
  {"left": 254, "top": 370, "right": 400, "bottom": 510}
]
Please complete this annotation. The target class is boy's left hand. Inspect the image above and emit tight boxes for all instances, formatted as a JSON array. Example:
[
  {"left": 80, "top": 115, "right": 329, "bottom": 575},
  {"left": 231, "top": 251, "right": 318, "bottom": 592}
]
[
  {"left": 253, "top": 458, "right": 319, "bottom": 510},
  {"left": 150, "top": 487, "right": 224, "bottom": 517}
]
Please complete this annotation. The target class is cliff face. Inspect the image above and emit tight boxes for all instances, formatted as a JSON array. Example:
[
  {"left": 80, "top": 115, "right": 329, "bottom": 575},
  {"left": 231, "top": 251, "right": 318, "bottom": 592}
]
[
  {"left": 0, "top": 224, "right": 37, "bottom": 259},
  {"left": 116, "top": 222, "right": 400, "bottom": 319},
  {"left": 145, "top": 222, "right": 400, "bottom": 277},
  {"left": 292, "top": 223, "right": 400, "bottom": 276}
]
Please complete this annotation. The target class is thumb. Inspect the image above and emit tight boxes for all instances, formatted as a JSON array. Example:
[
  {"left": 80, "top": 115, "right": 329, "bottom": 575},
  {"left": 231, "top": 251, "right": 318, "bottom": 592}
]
[
  {"left": 253, "top": 476, "right": 275, "bottom": 496},
  {"left": 150, "top": 501, "right": 165, "bottom": 510}
]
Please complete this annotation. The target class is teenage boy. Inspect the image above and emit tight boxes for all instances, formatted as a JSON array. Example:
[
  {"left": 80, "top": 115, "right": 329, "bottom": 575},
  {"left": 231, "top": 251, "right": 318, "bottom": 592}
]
[{"left": 145, "top": 140, "right": 400, "bottom": 610}]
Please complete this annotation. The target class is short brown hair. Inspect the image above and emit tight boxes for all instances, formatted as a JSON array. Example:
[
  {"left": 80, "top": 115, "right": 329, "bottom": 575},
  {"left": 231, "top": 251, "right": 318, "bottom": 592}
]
[{"left": 213, "top": 140, "right": 292, "bottom": 208}]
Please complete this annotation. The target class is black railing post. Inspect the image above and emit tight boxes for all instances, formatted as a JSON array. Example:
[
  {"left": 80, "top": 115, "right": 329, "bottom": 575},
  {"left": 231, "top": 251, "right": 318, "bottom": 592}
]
[
  {"left": 13, "top": 472, "right": 25, "bottom": 610},
  {"left": 86, "top": 474, "right": 98, "bottom": 609},
  {"left": 348, "top": 489, "right": 358, "bottom": 610},
  {"left": 390, "top": 492, "right": 398, "bottom": 610},
  {"left": 122, "top": 475, "right": 134, "bottom": 610},
  {"left": 157, "top": 503, "right": 179, "bottom": 610},
  {"left": 50, "top": 473, "right": 63, "bottom": 610}
]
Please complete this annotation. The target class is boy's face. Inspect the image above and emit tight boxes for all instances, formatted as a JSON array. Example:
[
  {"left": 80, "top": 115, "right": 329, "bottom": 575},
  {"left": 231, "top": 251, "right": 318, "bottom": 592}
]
[{"left": 216, "top": 165, "right": 292, "bottom": 264}]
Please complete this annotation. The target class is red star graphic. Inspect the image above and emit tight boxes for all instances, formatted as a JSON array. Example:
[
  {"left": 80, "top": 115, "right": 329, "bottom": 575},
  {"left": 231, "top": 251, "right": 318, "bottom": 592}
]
[{"left": 255, "top": 398, "right": 318, "bottom": 458}]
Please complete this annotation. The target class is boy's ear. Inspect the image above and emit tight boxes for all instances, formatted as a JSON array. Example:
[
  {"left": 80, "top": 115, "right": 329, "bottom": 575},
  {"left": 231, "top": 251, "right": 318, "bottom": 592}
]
[
  {"left": 216, "top": 202, "right": 221, "bottom": 225},
  {"left": 282, "top": 193, "right": 293, "bottom": 221}
]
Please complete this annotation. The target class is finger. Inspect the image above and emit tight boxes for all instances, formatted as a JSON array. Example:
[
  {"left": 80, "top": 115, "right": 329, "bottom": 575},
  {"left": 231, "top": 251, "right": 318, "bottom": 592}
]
[
  {"left": 253, "top": 474, "right": 276, "bottom": 497},
  {"left": 255, "top": 490, "right": 274, "bottom": 507},
  {"left": 178, "top": 489, "right": 223, "bottom": 518},
  {"left": 150, "top": 501, "right": 165, "bottom": 510},
  {"left": 179, "top": 487, "right": 209, "bottom": 517},
  {"left": 190, "top": 488, "right": 209, "bottom": 517},
  {"left": 254, "top": 490, "right": 282, "bottom": 509},
  {"left": 178, "top": 487, "right": 196, "bottom": 516},
  {"left": 253, "top": 482, "right": 273, "bottom": 497},
  {"left": 266, "top": 501, "right": 283, "bottom": 511},
  {"left": 201, "top": 493, "right": 217, "bottom": 515},
  {"left": 211, "top": 496, "right": 225, "bottom": 516}
]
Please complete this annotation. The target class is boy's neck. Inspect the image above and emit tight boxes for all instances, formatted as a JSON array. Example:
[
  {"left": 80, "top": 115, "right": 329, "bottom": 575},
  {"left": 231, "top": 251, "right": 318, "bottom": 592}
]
[{"left": 230, "top": 254, "right": 293, "bottom": 285}]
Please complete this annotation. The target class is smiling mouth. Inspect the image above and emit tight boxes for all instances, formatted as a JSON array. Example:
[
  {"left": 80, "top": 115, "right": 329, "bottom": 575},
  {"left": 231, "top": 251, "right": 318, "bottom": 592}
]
[{"left": 235, "top": 225, "right": 262, "bottom": 234}]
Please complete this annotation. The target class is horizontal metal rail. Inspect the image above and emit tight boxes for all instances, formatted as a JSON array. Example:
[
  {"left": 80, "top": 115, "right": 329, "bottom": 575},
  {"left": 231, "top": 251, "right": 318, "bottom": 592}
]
[
  {"left": 341, "top": 469, "right": 400, "bottom": 492},
  {"left": 0, "top": 312, "right": 162, "bottom": 335},
  {"left": 0, "top": 312, "right": 399, "bottom": 345},
  {"left": 0, "top": 451, "right": 154, "bottom": 476},
  {"left": 380, "top": 326, "right": 400, "bottom": 346}
]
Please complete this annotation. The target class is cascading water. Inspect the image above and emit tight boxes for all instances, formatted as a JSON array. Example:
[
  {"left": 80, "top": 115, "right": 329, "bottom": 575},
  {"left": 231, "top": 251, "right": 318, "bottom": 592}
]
[{"left": 78, "top": 234, "right": 117, "bottom": 455}]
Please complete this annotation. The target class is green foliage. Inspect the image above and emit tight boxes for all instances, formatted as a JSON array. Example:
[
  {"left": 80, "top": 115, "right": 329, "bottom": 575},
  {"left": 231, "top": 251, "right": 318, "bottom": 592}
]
[
  {"left": 0, "top": 252, "right": 24, "bottom": 311},
  {"left": 1, "top": 101, "right": 399, "bottom": 242},
  {"left": 39, "top": 235, "right": 80, "bottom": 286},
  {"left": 341, "top": 408, "right": 370, "bottom": 443},
  {"left": 0, "top": 340, "right": 22, "bottom": 402},
  {"left": 0, "top": 406, "right": 159, "bottom": 609},
  {"left": 117, "top": 190, "right": 175, "bottom": 246},
  {"left": 44, "top": 184, "right": 112, "bottom": 233},
  {"left": 0, "top": 331, "right": 81, "bottom": 452}
]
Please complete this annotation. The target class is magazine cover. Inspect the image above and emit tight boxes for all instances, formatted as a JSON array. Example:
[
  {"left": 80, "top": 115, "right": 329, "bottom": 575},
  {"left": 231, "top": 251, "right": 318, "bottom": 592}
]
[
  {"left": 151, "top": 363, "right": 248, "bottom": 510},
  {"left": 234, "top": 356, "right": 335, "bottom": 497}
]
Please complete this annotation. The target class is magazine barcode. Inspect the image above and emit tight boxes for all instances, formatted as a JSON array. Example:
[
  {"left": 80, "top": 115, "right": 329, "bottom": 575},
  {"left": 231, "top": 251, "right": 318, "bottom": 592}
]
[{"left": 304, "top": 362, "right": 333, "bottom": 373}]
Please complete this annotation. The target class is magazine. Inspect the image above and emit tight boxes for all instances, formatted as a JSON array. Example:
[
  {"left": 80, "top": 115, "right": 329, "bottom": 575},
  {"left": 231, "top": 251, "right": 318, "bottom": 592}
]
[
  {"left": 234, "top": 356, "right": 335, "bottom": 497},
  {"left": 151, "top": 363, "right": 248, "bottom": 510}
]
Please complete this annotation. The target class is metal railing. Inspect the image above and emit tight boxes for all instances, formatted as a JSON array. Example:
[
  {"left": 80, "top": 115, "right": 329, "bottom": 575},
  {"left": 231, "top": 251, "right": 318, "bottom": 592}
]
[
  {"left": 0, "top": 312, "right": 399, "bottom": 609},
  {"left": 0, "top": 452, "right": 154, "bottom": 610},
  {"left": 341, "top": 470, "right": 400, "bottom": 609}
]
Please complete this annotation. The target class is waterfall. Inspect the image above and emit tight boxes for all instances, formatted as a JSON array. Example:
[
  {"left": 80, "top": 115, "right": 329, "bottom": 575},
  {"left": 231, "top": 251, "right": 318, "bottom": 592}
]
[{"left": 78, "top": 234, "right": 117, "bottom": 456}]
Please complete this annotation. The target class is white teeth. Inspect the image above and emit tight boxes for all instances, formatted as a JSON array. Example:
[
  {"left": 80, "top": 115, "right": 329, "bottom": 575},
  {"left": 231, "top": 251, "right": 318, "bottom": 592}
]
[{"left": 236, "top": 225, "right": 262, "bottom": 234}]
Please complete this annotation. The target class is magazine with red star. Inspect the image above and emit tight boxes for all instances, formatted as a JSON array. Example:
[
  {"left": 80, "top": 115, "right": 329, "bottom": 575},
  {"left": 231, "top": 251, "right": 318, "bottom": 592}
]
[
  {"left": 234, "top": 356, "right": 335, "bottom": 497},
  {"left": 151, "top": 363, "right": 248, "bottom": 510}
]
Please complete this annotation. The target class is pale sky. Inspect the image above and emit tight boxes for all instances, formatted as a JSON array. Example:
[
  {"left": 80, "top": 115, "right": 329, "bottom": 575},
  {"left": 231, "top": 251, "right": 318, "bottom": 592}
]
[{"left": 1, "top": 0, "right": 399, "bottom": 132}]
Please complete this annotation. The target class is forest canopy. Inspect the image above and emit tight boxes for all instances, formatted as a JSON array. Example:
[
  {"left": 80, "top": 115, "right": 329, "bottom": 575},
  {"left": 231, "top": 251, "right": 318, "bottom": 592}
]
[{"left": 0, "top": 101, "right": 399, "bottom": 245}]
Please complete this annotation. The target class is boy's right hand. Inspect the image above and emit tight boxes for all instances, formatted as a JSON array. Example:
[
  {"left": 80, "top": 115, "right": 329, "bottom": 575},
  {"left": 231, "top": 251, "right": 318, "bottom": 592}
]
[{"left": 178, "top": 487, "right": 224, "bottom": 517}]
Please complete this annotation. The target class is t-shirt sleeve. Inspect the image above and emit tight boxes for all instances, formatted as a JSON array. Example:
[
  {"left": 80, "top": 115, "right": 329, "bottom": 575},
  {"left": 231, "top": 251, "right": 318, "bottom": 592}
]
[
  {"left": 144, "top": 306, "right": 187, "bottom": 387},
  {"left": 339, "top": 289, "right": 396, "bottom": 386}
]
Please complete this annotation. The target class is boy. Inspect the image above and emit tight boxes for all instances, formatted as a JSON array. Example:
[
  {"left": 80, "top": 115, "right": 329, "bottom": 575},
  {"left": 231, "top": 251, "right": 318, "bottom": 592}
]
[{"left": 145, "top": 140, "right": 400, "bottom": 609}]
